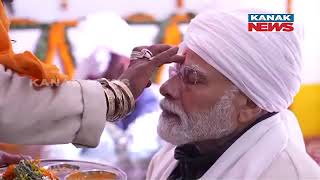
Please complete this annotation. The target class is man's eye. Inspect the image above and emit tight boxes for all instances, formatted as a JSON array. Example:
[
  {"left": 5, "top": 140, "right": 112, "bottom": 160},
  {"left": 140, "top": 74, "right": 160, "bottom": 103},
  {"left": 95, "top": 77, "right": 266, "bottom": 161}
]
[{"left": 183, "top": 68, "right": 198, "bottom": 85}]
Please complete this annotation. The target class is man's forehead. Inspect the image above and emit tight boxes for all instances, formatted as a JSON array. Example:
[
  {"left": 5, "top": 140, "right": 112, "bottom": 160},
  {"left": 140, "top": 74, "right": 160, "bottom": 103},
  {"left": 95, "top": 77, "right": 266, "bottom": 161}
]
[
  {"left": 184, "top": 49, "right": 214, "bottom": 71},
  {"left": 184, "top": 48, "right": 207, "bottom": 66}
]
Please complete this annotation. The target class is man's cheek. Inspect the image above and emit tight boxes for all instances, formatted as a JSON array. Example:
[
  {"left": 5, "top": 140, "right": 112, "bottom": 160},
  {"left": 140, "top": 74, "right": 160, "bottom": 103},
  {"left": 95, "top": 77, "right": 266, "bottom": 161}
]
[{"left": 181, "top": 92, "right": 215, "bottom": 113}]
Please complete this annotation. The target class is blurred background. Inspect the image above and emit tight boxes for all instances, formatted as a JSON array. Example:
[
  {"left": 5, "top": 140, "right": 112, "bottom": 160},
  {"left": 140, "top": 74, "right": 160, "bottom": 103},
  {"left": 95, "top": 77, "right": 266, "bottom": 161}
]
[{"left": 0, "top": 0, "right": 319, "bottom": 179}]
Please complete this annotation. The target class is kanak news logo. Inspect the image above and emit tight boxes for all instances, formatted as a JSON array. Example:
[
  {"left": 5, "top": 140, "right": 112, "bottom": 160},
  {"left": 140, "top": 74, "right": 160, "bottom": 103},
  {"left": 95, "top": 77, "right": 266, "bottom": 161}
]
[{"left": 248, "top": 14, "right": 294, "bottom": 32}]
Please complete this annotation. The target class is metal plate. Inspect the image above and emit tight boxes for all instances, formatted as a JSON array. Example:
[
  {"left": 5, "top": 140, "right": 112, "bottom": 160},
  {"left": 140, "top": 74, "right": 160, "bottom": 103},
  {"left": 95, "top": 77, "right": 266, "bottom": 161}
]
[
  {"left": 44, "top": 163, "right": 80, "bottom": 177},
  {"left": 0, "top": 159, "right": 126, "bottom": 180}
]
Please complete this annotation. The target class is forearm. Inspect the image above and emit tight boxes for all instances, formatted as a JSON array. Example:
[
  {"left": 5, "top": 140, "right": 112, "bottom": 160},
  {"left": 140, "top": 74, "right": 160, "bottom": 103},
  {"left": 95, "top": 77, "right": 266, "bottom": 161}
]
[{"left": 0, "top": 65, "right": 106, "bottom": 147}]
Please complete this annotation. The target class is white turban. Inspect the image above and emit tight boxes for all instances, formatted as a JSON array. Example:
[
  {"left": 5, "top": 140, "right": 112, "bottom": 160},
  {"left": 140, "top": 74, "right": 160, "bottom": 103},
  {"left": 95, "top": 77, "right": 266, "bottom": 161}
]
[{"left": 183, "top": 9, "right": 302, "bottom": 112}]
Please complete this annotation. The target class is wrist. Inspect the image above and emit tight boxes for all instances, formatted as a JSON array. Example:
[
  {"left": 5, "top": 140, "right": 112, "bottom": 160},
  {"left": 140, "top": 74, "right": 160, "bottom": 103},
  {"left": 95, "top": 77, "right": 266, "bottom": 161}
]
[{"left": 97, "top": 78, "right": 135, "bottom": 122}]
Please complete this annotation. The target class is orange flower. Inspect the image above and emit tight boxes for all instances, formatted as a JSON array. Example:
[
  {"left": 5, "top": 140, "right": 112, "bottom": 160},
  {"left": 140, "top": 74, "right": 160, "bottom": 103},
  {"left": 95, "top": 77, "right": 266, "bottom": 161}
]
[
  {"left": 2, "top": 165, "right": 16, "bottom": 180},
  {"left": 0, "top": 2, "right": 69, "bottom": 86}
]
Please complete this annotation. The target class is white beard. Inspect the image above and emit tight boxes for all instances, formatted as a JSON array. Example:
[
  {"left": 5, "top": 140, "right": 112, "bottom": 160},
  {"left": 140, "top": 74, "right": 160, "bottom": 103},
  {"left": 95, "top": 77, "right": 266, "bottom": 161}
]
[{"left": 157, "top": 86, "right": 239, "bottom": 145}]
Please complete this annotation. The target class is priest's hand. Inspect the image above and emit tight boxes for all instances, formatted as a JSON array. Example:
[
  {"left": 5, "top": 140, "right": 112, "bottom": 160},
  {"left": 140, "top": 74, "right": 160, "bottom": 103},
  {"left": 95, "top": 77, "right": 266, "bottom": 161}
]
[{"left": 119, "top": 44, "right": 185, "bottom": 99}]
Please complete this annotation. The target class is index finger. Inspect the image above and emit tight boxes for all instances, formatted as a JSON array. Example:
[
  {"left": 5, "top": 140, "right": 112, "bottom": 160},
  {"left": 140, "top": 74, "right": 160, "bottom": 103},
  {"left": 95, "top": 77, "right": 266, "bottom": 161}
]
[
  {"left": 156, "top": 55, "right": 185, "bottom": 67},
  {"left": 131, "top": 44, "right": 172, "bottom": 57},
  {"left": 151, "top": 47, "right": 185, "bottom": 67},
  {"left": 148, "top": 44, "right": 172, "bottom": 55}
]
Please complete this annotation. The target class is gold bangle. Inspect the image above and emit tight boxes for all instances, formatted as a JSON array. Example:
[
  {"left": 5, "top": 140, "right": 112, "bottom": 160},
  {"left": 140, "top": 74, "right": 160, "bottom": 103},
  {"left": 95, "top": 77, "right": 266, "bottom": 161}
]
[
  {"left": 113, "top": 80, "right": 135, "bottom": 114},
  {"left": 104, "top": 87, "right": 115, "bottom": 118},
  {"left": 97, "top": 78, "right": 119, "bottom": 122},
  {"left": 120, "top": 90, "right": 129, "bottom": 118},
  {"left": 113, "top": 82, "right": 129, "bottom": 117},
  {"left": 107, "top": 81, "right": 124, "bottom": 121}
]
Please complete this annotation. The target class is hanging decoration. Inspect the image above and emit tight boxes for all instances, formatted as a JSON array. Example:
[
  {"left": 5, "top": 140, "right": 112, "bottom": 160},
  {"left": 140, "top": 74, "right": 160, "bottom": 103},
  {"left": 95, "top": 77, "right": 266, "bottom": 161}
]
[
  {"left": 45, "top": 21, "right": 77, "bottom": 78},
  {"left": 34, "top": 27, "right": 50, "bottom": 61},
  {"left": 10, "top": 19, "right": 77, "bottom": 78},
  {"left": 126, "top": 13, "right": 157, "bottom": 24},
  {"left": 10, "top": 18, "right": 40, "bottom": 28},
  {"left": 9, "top": 11, "right": 195, "bottom": 81}
]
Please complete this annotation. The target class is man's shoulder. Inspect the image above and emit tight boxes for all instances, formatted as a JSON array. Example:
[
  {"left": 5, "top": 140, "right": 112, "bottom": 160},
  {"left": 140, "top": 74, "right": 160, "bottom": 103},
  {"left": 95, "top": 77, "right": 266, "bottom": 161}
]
[
  {"left": 146, "top": 143, "right": 176, "bottom": 180},
  {"left": 260, "top": 141, "right": 320, "bottom": 180}
]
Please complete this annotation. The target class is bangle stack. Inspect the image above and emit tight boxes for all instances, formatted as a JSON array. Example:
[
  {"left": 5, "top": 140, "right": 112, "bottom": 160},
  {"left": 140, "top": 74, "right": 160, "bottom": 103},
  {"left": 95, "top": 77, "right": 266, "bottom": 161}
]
[{"left": 97, "top": 78, "right": 135, "bottom": 122}]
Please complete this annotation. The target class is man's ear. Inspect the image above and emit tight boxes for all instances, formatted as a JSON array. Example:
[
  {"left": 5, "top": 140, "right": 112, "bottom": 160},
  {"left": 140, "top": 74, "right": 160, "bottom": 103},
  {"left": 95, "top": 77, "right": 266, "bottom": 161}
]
[{"left": 235, "top": 94, "right": 262, "bottom": 124}]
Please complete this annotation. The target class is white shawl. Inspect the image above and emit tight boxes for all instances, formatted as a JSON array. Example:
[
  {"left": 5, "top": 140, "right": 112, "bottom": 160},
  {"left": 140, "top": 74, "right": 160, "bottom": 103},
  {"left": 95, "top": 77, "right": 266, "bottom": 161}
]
[{"left": 146, "top": 110, "right": 305, "bottom": 180}]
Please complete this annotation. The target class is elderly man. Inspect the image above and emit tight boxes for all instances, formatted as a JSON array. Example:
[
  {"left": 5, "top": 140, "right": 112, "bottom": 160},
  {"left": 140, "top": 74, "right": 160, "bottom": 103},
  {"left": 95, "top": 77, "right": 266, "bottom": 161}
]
[{"left": 146, "top": 10, "right": 320, "bottom": 180}]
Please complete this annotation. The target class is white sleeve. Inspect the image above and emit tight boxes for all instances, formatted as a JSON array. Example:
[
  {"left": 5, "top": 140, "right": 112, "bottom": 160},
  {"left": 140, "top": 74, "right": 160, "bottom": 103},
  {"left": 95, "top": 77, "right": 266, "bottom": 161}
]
[{"left": 0, "top": 65, "right": 106, "bottom": 147}]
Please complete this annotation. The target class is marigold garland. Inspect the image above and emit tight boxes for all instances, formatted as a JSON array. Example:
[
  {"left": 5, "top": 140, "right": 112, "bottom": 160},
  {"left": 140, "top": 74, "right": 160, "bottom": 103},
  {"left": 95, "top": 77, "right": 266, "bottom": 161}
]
[
  {"left": 11, "top": 19, "right": 77, "bottom": 79},
  {"left": 9, "top": 14, "right": 196, "bottom": 81},
  {"left": 45, "top": 21, "right": 77, "bottom": 78},
  {"left": 126, "top": 13, "right": 157, "bottom": 24}
]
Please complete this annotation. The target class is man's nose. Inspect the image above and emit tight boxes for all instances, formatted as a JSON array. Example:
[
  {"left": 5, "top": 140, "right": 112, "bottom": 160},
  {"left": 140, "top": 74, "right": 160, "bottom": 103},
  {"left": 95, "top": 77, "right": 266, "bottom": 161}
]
[{"left": 160, "top": 75, "right": 181, "bottom": 100}]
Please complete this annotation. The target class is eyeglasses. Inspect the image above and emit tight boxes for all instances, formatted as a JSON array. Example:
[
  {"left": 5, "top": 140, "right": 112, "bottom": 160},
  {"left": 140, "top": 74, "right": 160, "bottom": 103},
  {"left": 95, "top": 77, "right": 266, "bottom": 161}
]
[{"left": 169, "top": 64, "right": 200, "bottom": 85}]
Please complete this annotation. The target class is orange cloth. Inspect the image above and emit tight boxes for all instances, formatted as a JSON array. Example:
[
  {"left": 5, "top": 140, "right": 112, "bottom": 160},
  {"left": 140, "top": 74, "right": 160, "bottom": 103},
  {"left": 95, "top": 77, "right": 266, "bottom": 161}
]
[{"left": 0, "top": 2, "right": 68, "bottom": 86}]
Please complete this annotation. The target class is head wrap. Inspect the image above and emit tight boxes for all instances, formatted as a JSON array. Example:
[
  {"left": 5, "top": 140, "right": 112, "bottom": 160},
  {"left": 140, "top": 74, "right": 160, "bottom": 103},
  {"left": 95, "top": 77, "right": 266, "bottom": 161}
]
[
  {"left": 183, "top": 9, "right": 302, "bottom": 112},
  {"left": 0, "top": 2, "right": 68, "bottom": 86}
]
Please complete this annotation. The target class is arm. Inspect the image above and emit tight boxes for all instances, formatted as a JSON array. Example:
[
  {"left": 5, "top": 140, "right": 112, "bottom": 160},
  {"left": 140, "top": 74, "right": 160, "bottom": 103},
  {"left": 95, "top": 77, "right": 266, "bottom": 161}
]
[
  {"left": 0, "top": 44, "right": 184, "bottom": 147},
  {"left": 0, "top": 65, "right": 106, "bottom": 147}
]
